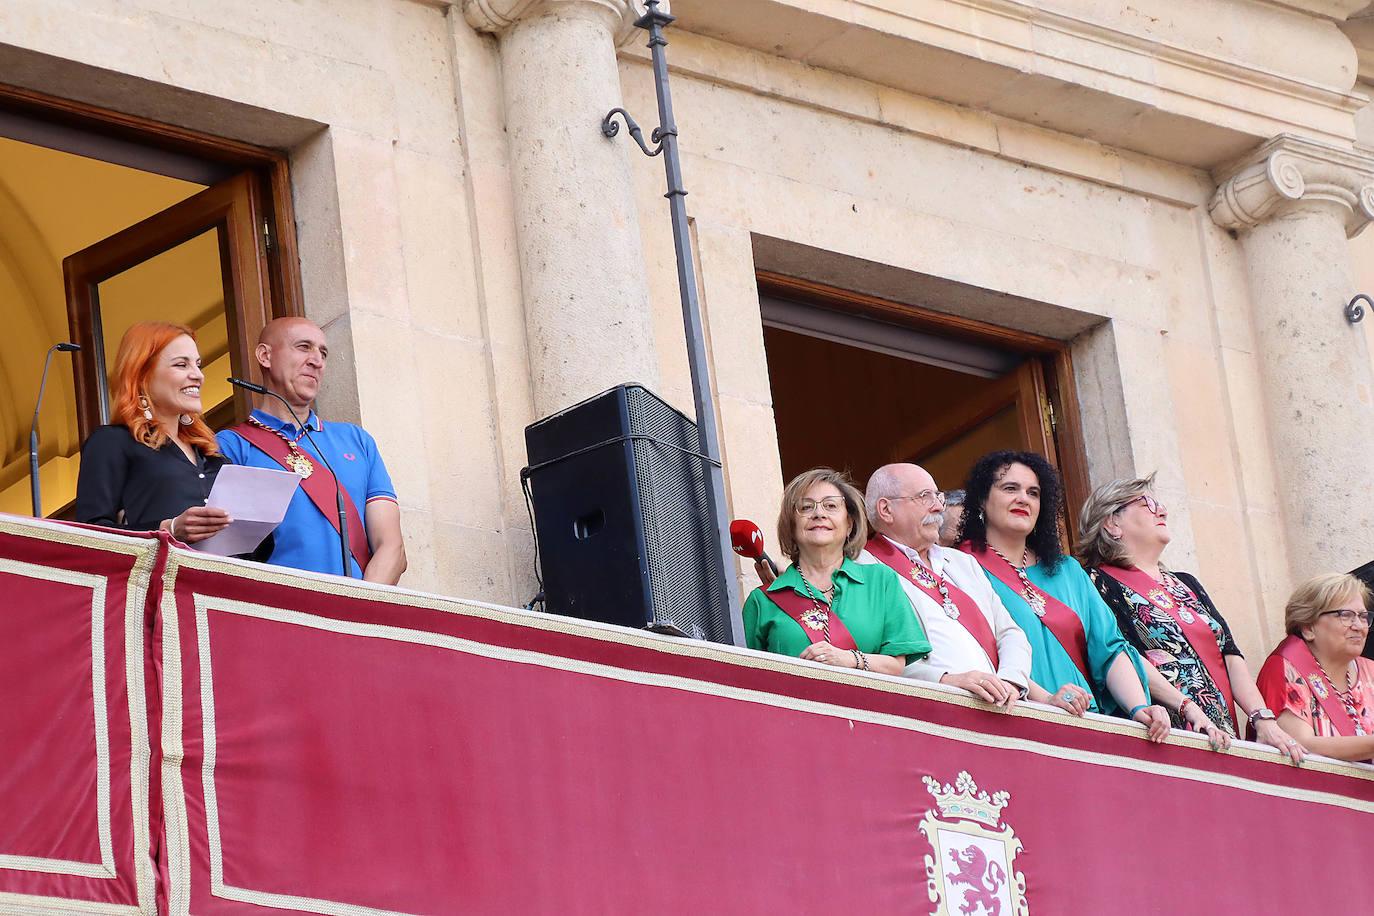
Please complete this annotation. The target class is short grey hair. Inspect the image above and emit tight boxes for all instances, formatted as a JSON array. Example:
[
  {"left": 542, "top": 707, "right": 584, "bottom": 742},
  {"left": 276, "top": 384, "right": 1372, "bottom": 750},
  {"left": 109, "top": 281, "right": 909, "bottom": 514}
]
[
  {"left": 1074, "top": 472, "right": 1157, "bottom": 569},
  {"left": 943, "top": 489, "right": 966, "bottom": 508},
  {"left": 863, "top": 464, "right": 903, "bottom": 531}
]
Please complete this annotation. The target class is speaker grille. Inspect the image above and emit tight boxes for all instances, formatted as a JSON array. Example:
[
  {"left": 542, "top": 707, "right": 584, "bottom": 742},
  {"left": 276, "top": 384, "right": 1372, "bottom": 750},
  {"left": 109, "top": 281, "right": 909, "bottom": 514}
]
[
  {"left": 524, "top": 384, "right": 730, "bottom": 643},
  {"left": 626, "top": 387, "right": 727, "bottom": 642}
]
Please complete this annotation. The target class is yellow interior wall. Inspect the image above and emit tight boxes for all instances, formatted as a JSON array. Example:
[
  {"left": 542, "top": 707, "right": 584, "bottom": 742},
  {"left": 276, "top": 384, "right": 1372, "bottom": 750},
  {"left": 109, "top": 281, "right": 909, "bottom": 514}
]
[{"left": 0, "top": 135, "right": 210, "bottom": 517}]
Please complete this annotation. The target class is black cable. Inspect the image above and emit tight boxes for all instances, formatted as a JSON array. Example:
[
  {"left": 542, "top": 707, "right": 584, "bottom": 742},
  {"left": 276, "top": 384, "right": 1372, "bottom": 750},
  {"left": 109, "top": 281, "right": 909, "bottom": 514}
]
[
  {"left": 521, "top": 433, "right": 720, "bottom": 477},
  {"left": 520, "top": 469, "right": 545, "bottom": 612}
]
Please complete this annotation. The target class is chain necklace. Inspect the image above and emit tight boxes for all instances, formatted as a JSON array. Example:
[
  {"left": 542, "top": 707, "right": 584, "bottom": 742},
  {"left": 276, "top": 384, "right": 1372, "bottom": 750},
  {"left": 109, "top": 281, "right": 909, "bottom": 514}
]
[
  {"left": 989, "top": 544, "right": 1046, "bottom": 616},
  {"left": 910, "top": 554, "right": 960, "bottom": 619},
  {"left": 797, "top": 573, "right": 833, "bottom": 642},
  {"left": 247, "top": 416, "right": 314, "bottom": 478},
  {"left": 1157, "top": 569, "right": 1205, "bottom": 625},
  {"left": 1315, "top": 657, "right": 1367, "bottom": 736}
]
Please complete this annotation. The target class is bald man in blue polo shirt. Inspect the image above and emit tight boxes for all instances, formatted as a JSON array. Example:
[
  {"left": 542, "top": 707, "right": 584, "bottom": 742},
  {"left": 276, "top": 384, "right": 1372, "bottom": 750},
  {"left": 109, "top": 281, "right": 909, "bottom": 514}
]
[{"left": 217, "top": 318, "right": 407, "bottom": 584}]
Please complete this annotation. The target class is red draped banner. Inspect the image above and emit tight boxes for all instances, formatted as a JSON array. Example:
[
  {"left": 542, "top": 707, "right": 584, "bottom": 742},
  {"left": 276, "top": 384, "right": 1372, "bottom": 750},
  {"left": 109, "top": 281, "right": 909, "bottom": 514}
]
[
  {"left": 0, "top": 516, "right": 162, "bottom": 915},
  {"left": 3, "top": 514, "right": 1373, "bottom": 915}
]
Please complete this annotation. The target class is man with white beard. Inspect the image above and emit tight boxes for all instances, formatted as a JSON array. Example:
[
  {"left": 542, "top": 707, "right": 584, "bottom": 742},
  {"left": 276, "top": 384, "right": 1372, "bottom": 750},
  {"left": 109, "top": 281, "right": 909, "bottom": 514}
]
[{"left": 858, "top": 463, "right": 1031, "bottom": 708}]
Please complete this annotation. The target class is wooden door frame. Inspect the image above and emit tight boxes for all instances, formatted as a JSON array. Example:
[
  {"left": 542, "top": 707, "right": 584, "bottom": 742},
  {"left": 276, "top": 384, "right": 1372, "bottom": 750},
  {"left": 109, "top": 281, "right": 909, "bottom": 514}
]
[
  {"left": 0, "top": 81, "right": 305, "bottom": 442},
  {"left": 756, "top": 271, "right": 1092, "bottom": 539},
  {"left": 0, "top": 81, "right": 303, "bottom": 330},
  {"left": 63, "top": 173, "right": 271, "bottom": 437}
]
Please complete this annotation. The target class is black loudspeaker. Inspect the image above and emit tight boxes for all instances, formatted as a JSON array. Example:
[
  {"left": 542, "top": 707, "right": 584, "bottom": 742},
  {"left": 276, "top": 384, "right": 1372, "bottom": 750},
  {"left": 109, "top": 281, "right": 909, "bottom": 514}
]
[{"left": 523, "top": 384, "right": 728, "bottom": 642}]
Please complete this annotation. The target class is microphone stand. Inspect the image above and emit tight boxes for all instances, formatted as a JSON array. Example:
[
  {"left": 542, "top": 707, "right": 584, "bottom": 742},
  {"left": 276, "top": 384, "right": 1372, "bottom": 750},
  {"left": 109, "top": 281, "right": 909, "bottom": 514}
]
[
  {"left": 30, "top": 342, "right": 82, "bottom": 517},
  {"left": 228, "top": 377, "right": 353, "bottom": 579}
]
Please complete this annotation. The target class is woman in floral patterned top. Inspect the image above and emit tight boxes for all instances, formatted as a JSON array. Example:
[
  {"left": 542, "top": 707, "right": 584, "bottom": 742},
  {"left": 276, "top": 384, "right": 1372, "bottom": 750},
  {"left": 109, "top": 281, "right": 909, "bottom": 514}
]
[
  {"left": 1076, "top": 474, "right": 1306, "bottom": 763},
  {"left": 1257, "top": 574, "right": 1374, "bottom": 763}
]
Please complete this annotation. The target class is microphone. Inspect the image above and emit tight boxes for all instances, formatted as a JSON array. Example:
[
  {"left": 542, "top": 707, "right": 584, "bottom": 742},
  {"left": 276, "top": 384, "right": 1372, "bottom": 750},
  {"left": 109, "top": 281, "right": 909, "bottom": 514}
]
[
  {"left": 30, "top": 342, "right": 82, "bottom": 517},
  {"left": 228, "top": 377, "right": 353, "bottom": 578},
  {"left": 730, "top": 519, "right": 779, "bottom": 577}
]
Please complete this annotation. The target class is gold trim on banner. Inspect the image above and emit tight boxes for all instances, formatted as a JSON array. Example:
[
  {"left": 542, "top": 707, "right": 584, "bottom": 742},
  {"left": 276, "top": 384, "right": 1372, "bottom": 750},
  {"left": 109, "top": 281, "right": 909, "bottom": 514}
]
[
  {"left": 123, "top": 538, "right": 160, "bottom": 913},
  {"left": 0, "top": 889, "right": 142, "bottom": 915},
  {"left": 163, "top": 547, "right": 1374, "bottom": 781},
  {"left": 0, "top": 558, "right": 115, "bottom": 880},
  {"left": 159, "top": 554, "right": 193, "bottom": 916},
  {"left": 0, "top": 515, "right": 152, "bottom": 557}
]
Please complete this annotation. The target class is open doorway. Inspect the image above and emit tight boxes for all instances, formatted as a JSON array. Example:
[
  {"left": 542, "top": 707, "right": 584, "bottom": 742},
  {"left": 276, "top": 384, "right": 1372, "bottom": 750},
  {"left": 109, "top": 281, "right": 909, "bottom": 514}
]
[
  {"left": 0, "top": 84, "right": 300, "bottom": 518},
  {"left": 758, "top": 272, "right": 1089, "bottom": 536}
]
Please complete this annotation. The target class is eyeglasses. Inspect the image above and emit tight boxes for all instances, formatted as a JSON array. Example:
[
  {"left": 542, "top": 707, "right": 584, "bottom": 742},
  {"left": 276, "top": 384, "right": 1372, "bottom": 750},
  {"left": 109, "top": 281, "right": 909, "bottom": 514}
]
[
  {"left": 887, "top": 489, "right": 946, "bottom": 507},
  {"left": 1122, "top": 494, "right": 1164, "bottom": 516},
  {"left": 1319, "top": 608, "right": 1374, "bottom": 628},
  {"left": 796, "top": 497, "right": 847, "bottom": 516}
]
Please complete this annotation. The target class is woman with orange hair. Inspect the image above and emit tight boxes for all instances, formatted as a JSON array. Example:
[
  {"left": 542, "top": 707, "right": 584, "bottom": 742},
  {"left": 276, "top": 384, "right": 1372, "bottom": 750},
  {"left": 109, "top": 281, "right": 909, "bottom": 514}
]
[{"left": 74, "top": 322, "right": 233, "bottom": 542}]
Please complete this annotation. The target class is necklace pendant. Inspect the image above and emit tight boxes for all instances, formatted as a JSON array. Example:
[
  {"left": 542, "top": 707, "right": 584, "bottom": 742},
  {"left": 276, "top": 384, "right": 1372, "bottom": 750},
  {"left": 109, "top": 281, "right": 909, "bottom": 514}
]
[
  {"left": 1177, "top": 609, "right": 1196, "bottom": 624},
  {"left": 1029, "top": 593, "right": 1046, "bottom": 617},
  {"left": 943, "top": 597, "right": 960, "bottom": 620},
  {"left": 286, "top": 452, "right": 314, "bottom": 478}
]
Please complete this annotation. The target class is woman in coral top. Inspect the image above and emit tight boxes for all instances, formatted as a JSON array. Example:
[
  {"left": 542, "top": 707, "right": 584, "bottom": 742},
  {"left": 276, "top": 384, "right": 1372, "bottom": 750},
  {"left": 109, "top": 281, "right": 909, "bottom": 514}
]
[{"left": 1257, "top": 573, "right": 1374, "bottom": 762}]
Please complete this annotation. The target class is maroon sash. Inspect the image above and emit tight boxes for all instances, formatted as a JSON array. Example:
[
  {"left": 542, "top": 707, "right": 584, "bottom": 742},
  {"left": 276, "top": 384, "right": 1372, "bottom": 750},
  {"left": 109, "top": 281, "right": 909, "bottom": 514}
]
[
  {"left": 1257, "top": 636, "right": 1363, "bottom": 736},
  {"left": 1099, "top": 566, "right": 1236, "bottom": 731},
  {"left": 229, "top": 421, "right": 372, "bottom": 573},
  {"left": 865, "top": 536, "right": 999, "bottom": 670},
  {"left": 961, "top": 543, "right": 1090, "bottom": 683},
  {"left": 758, "top": 586, "right": 858, "bottom": 651}
]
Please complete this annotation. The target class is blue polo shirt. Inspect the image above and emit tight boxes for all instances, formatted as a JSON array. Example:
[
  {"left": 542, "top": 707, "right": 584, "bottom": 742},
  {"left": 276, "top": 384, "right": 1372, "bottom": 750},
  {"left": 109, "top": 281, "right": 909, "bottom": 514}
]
[{"left": 217, "top": 409, "right": 397, "bottom": 578}]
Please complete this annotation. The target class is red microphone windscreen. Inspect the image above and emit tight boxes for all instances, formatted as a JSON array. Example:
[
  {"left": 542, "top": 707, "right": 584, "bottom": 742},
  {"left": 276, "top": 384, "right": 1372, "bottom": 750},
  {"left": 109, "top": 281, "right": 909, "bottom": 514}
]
[{"left": 729, "top": 519, "right": 765, "bottom": 560}]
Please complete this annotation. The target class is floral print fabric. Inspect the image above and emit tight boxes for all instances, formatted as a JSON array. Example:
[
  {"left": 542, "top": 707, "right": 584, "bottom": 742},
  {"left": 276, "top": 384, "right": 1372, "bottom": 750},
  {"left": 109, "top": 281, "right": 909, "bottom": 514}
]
[{"left": 1089, "top": 569, "right": 1240, "bottom": 735}]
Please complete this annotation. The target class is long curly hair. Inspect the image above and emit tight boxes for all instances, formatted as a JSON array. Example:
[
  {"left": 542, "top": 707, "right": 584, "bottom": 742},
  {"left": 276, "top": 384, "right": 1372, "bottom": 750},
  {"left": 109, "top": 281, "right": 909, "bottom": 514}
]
[
  {"left": 958, "top": 449, "right": 1065, "bottom": 571},
  {"left": 111, "top": 321, "right": 219, "bottom": 455}
]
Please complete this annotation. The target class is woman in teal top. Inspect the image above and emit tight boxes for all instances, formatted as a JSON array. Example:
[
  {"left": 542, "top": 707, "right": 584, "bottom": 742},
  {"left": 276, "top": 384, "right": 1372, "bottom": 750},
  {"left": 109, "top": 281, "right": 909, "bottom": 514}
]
[
  {"left": 958, "top": 450, "right": 1169, "bottom": 740},
  {"left": 743, "top": 468, "right": 930, "bottom": 673}
]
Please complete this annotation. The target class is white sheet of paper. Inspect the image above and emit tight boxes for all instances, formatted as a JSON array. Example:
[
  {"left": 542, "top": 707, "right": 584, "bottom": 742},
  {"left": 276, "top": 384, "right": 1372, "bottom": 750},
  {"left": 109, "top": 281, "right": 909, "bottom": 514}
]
[{"left": 192, "top": 464, "right": 302, "bottom": 556}]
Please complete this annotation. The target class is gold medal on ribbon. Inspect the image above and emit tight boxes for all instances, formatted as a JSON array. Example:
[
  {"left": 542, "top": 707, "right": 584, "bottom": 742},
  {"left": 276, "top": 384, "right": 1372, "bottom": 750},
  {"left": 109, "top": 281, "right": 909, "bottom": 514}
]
[{"left": 287, "top": 451, "right": 313, "bottom": 478}]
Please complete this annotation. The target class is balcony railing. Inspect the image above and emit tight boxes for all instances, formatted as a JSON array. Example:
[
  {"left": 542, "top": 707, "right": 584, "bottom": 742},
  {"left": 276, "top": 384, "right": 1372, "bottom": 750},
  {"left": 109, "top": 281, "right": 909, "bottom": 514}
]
[{"left": 2, "top": 513, "right": 1370, "bottom": 915}]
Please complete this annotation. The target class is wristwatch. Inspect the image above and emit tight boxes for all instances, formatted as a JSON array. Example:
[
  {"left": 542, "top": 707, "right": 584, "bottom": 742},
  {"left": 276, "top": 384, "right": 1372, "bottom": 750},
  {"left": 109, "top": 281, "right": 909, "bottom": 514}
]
[{"left": 1248, "top": 707, "right": 1277, "bottom": 728}]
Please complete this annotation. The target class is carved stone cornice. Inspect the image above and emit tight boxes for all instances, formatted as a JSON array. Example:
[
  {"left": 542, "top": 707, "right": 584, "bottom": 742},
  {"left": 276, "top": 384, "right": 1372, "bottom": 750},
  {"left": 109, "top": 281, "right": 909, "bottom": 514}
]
[
  {"left": 463, "top": 0, "right": 644, "bottom": 47},
  {"left": 1270, "top": 0, "right": 1373, "bottom": 20},
  {"left": 1209, "top": 133, "right": 1374, "bottom": 237}
]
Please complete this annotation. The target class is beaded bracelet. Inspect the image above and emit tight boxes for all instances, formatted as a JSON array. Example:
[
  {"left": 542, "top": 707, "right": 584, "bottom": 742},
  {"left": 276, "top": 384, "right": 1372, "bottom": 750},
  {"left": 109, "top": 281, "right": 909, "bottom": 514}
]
[{"left": 851, "top": 648, "right": 870, "bottom": 671}]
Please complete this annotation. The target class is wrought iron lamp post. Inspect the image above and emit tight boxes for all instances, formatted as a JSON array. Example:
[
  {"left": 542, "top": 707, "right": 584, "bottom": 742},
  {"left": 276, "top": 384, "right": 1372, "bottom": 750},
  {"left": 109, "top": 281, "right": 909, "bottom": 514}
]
[{"left": 603, "top": 0, "right": 743, "bottom": 645}]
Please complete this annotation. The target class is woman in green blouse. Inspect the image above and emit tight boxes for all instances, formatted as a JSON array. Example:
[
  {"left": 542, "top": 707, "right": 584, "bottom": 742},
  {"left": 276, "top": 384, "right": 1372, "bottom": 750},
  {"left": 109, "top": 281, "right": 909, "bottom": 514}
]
[{"left": 743, "top": 467, "right": 930, "bottom": 673}]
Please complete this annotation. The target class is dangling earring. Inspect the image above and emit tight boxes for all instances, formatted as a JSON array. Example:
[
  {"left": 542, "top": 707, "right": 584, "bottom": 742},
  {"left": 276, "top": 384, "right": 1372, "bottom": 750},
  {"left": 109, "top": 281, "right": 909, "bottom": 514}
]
[
  {"left": 179, "top": 414, "right": 194, "bottom": 426},
  {"left": 139, "top": 395, "right": 153, "bottom": 421}
]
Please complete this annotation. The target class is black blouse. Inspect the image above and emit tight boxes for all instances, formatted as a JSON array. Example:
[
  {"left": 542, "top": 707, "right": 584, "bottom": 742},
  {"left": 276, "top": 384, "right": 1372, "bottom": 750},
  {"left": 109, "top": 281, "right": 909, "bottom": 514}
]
[{"left": 74, "top": 425, "right": 222, "bottom": 532}]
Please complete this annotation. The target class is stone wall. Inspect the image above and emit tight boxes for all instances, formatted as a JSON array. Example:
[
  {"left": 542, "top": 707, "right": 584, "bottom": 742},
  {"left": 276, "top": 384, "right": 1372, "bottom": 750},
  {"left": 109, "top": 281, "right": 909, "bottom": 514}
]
[{"left": 4, "top": 0, "right": 1374, "bottom": 659}]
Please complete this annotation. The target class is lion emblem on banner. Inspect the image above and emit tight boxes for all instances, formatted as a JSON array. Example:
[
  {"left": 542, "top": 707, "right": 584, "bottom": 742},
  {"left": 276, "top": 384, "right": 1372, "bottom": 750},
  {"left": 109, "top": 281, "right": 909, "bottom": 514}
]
[{"left": 918, "top": 771, "right": 1028, "bottom": 915}]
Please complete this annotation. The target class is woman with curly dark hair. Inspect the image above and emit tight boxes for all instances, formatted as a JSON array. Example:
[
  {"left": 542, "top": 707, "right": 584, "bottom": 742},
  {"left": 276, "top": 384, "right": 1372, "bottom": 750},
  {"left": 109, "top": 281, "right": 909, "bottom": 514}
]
[{"left": 958, "top": 451, "right": 1167, "bottom": 739}]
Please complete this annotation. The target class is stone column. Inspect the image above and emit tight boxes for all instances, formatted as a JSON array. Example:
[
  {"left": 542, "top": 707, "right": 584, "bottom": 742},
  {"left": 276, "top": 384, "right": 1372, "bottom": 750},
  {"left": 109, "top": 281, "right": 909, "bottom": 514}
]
[
  {"left": 465, "top": 0, "right": 660, "bottom": 415},
  {"left": 1210, "top": 134, "right": 1374, "bottom": 578}
]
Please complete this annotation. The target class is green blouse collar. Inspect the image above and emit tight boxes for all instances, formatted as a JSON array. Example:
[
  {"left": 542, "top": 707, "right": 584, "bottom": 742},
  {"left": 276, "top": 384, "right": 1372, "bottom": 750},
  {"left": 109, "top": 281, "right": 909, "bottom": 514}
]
[{"left": 766, "top": 557, "right": 870, "bottom": 593}]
